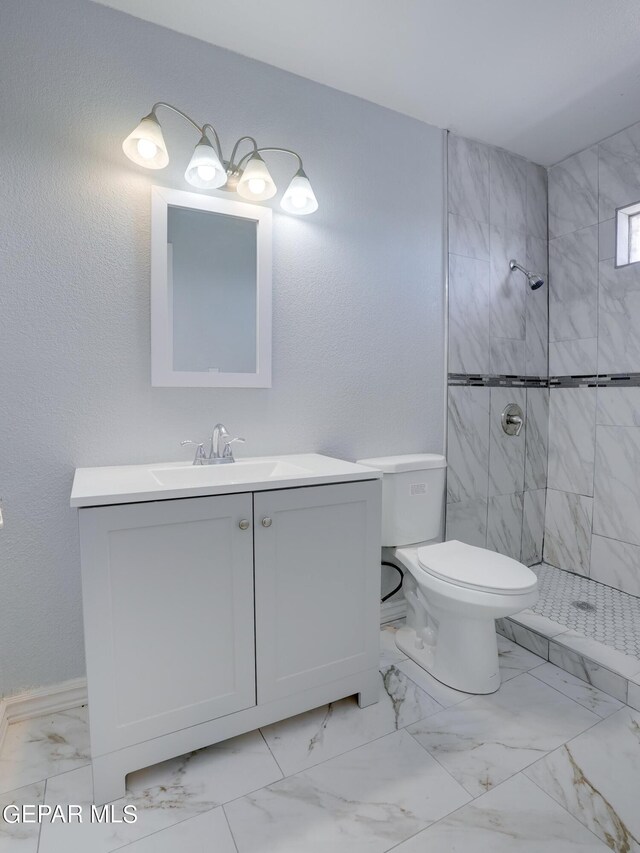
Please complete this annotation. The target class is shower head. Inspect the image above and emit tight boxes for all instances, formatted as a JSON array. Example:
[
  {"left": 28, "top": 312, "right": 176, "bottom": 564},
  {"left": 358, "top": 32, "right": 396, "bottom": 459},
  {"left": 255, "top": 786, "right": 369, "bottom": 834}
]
[{"left": 509, "top": 259, "right": 544, "bottom": 290}]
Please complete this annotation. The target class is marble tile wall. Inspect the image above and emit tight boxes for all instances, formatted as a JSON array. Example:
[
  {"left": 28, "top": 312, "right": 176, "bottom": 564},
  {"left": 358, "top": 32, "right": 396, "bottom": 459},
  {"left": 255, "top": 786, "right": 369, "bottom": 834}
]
[
  {"left": 448, "top": 134, "right": 548, "bottom": 378},
  {"left": 545, "top": 119, "right": 640, "bottom": 597},
  {"left": 446, "top": 133, "right": 548, "bottom": 565}
]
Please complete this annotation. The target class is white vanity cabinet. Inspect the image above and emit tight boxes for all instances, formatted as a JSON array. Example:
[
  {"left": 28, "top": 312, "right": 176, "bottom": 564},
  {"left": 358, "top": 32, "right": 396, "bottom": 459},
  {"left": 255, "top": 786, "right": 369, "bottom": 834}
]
[{"left": 76, "top": 472, "right": 381, "bottom": 804}]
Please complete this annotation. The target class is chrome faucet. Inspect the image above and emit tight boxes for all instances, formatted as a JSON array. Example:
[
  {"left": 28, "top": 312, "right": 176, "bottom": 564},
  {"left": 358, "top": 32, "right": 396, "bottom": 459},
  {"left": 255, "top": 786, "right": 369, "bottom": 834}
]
[{"left": 181, "top": 423, "right": 245, "bottom": 465}]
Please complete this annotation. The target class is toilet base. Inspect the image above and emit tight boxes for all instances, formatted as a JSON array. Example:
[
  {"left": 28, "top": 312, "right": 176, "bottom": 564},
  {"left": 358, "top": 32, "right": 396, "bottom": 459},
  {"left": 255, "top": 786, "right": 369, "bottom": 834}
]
[{"left": 395, "top": 623, "right": 501, "bottom": 695}]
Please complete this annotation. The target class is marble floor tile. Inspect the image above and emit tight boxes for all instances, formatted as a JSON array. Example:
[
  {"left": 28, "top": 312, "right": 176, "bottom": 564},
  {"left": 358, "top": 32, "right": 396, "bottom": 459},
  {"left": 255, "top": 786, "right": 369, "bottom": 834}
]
[
  {"left": 395, "top": 657, "right": 473, "bottom": 707},
  {"left": 379, "top": 622, "right": 408, "bottom": 668},
  {"left": 0, "top": 781, "right": 45, "bottom": 853},
  {"left": 392, "top": 772, "right": 609, "bottom": 853},
  {"left": 552, "top": 630, "right": 640, "bottom": 679},
  {"left": 38, "top": 730, "right": 282, "bottom": 853},
  {"left": 548, "top": 643, "right": 628, "bottom": 703},
  {"left": 407, "top": 673, "right": 598, "bottom": 796},
  {"left": 121, "top": 808, "right": 236, "bottom": 853},
  {"left": 496, "top": 635, "right": 545, "bottom": 681},
  {"left": 525, "top": 707, "right": 640, "bottom": 853},
  {"left": 508, "top": 607, "right": 568, "bottom": 638},
  {"left": 530, "top": 662, "right": 624, "bottom": 718},
  {"left": 496, "top": 618, "right": 550, "bottom": 658},
  {"left": 224, "top": 729, "right": 470, "bottom": 853},
  {"left": 260, "top": 665, "right": 442, "bottom": 775},
  {"left": 392, "top": 636, "right": 540, "bottom": 710},
  {"left": 0, "top": 708, "right": 90, "bottom": 795}
]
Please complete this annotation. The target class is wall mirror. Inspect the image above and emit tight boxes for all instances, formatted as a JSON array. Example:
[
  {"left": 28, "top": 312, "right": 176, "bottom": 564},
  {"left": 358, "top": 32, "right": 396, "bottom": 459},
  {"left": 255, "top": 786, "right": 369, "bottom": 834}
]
[{"left": 151, "top": 186, "right": 272, "bottom": 387}]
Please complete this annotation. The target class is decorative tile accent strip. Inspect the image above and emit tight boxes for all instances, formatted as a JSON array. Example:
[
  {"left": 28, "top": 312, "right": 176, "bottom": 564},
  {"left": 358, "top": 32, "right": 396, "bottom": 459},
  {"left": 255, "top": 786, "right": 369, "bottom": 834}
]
[
  {"left": 549, "top": 372, "right": 640, "bottom": 388},
  {"left": 450, "top": 372, "right": 640, "bottom": 388},
  {"left": 448, "top": 373, "right": 547, "bottom": 387}
]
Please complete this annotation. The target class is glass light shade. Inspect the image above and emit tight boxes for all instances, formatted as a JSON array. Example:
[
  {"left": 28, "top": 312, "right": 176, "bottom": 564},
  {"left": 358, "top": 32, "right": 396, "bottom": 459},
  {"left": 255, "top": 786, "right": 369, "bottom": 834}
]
[
  {"left": 280, "top": 169, "right": 318, "bottom": 215},
  {"left": 237, "top": 154, "right": 277, "bottom": 201},
  {"left": 185, "top": 137, "right": 227, "bottom": 188},
  {"left": 122, "top": 113, "right": 169, "bottom": 169}
]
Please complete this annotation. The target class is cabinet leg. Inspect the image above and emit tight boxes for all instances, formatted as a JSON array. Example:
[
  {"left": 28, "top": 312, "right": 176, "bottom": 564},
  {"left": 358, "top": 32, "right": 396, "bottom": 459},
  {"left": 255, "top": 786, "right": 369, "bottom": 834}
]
[
  {"left": 92, "top": 755, "right": 127, "bottom": 806},
  {"left": 357, "top": 670, "right": 380, "bottom": 708}
]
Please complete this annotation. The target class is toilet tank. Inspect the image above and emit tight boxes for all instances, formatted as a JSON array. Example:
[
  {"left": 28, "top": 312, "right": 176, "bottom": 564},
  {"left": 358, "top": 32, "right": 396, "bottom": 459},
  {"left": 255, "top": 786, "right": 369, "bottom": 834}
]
[{"left": 356, "top": 454, "right": 447, "bottom": 547}]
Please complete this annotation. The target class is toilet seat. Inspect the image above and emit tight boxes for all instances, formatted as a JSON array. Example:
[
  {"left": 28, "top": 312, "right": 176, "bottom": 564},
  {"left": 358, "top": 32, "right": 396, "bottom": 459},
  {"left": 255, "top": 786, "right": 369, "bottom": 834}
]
[{"left": 417, "top": 539, "right": 537, "bottom": 595}]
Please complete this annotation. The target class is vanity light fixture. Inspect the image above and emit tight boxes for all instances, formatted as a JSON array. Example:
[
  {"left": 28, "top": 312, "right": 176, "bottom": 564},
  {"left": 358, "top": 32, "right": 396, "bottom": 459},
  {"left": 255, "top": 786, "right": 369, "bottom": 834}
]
[{"left": 122, "top": 103, "right": 318, "bottom": 215}]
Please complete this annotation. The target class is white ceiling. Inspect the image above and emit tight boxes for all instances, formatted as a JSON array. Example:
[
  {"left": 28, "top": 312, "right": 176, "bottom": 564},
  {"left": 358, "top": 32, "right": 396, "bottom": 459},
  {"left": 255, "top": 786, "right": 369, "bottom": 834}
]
[{"left": 93, "top": 0, "right": 640, "bottom": 165}]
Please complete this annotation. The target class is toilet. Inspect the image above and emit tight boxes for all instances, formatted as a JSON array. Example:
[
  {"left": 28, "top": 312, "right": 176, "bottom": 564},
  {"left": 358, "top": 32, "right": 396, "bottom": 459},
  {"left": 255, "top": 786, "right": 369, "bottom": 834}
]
[{"left": 356, "top": 454, "right": 538, "bottom": 694}]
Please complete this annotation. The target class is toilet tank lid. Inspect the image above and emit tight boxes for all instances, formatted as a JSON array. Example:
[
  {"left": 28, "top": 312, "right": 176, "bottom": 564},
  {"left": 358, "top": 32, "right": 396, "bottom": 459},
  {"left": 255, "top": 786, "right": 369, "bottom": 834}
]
[{"left": 356, "top": 453, "right": 447, "bottom": 473}]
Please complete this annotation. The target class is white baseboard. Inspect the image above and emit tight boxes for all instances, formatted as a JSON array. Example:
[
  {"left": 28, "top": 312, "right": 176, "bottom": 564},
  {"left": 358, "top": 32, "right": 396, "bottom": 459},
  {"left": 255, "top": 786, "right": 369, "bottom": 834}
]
[
  {"left": 0, "top": 678, "right": 88, "bottom": 754},
  {"left": 380, "top": 598, "right": 407, "bottom": 624}
]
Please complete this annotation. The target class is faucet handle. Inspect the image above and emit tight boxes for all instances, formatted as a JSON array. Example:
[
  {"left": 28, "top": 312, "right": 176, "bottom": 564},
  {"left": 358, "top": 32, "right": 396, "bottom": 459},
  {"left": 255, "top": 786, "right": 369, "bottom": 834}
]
[
  {"left": 222, "top": 436, "right": 245, "bottom": 459},
  {"left": 180, "top": 440, "right": 207, "bottom": 465}
]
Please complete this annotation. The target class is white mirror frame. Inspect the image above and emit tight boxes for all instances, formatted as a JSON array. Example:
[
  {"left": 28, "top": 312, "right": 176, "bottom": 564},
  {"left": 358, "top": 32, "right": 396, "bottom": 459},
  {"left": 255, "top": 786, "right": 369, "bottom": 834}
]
[{"left": 151, "top": 186, "right": 272, "bottom": 387}]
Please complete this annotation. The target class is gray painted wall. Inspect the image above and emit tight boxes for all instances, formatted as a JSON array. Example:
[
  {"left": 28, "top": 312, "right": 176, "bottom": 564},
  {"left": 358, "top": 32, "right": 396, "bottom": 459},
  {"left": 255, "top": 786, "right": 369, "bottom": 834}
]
[{"left": 0, "top": 0, "right": 445, "bottom": 695}]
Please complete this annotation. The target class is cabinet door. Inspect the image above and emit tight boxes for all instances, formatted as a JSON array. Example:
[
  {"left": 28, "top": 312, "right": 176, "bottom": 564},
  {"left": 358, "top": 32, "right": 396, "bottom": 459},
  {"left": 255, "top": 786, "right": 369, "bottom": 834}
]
[
  {"left": 254, "top": 481, "right": 381, "bottom": 703},
  {"left": 79, "top": 493, "right": 255, "bottom": 754}
]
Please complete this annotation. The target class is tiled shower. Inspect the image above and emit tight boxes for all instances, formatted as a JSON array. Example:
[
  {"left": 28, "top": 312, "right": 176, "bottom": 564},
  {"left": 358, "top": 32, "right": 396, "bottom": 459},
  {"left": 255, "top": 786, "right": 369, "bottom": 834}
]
[
  {"left": 446, "top": 121, "right": 640, "bottom": 665},
  {"left": 445, "top": 125, "right": 640, "bottom": 699},
  {"left": 546, "top": 121, "right": 640, "bottom": 599},
  {"left": 445, "top": 132, "right": 549, "bottom": 566}
]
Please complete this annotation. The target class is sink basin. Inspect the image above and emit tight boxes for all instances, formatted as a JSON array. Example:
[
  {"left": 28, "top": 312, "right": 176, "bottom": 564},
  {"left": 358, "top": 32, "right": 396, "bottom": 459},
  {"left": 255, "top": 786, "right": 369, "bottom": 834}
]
[
  {"left": 150, "top": 459, "right": 311, "bottom": 489},
  {"left": 70, "top": 453, "right": 382, "bottom": 507}
]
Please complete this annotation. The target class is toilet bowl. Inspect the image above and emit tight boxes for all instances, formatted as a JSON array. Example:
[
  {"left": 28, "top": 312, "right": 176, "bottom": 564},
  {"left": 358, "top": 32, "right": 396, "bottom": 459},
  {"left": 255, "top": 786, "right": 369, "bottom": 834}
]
[
  {"left": 394, "top": 539, "right": 538, "bottom": 694},
  {"left": 356, "top": 454, "right": 538, "bottom": 695}
]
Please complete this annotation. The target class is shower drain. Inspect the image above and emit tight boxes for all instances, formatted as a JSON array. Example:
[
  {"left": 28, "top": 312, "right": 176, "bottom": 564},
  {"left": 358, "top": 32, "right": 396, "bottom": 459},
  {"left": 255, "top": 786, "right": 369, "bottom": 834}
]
[{"left": 572, "top": 600, "right": 596, "bottom": 612}]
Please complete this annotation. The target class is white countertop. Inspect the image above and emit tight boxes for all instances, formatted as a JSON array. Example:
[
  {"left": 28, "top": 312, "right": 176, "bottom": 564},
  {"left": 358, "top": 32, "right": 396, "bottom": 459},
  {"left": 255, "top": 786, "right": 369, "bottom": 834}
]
[{"left": 70, "top": 453, "right": 382, "bottom": 508}]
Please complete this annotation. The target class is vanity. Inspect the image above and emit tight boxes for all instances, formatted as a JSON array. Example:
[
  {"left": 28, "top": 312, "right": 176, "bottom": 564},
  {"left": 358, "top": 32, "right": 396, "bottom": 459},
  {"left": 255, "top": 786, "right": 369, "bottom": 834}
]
[{"left": 71, "top": 453, "right": 382, "bottom": 804}]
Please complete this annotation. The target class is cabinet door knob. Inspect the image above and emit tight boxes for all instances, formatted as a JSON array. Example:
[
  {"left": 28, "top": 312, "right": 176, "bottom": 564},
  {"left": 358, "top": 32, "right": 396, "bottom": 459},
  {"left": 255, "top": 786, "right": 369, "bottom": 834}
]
[
  {"left": 239, "top": 519, "right": 250, "bottom": 530},
  {"left": 261, "top": 517, "right": 272, "bottom": 528}
]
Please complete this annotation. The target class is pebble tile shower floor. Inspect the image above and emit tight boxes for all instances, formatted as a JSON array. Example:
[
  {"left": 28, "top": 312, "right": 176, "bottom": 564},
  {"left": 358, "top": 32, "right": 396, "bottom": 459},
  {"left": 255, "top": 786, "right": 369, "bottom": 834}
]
[{"left": 532, "top": 564, "right": 640, "bottom": 660}]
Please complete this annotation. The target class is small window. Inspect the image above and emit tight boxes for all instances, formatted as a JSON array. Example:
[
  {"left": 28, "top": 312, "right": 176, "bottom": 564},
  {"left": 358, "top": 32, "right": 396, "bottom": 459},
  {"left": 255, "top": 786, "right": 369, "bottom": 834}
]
[{"left": 616, "top": 201, "right": 640, "bottom": 267}]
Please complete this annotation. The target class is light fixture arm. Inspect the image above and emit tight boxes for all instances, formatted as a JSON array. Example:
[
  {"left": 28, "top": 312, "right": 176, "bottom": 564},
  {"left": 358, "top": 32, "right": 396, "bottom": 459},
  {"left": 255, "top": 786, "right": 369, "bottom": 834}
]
[
  {"left": 228, "top": 136, "right": 259, "bottom": 173},
  {"left": 150, "top": 103, "right": 224, "bottom": 163},
  {"left": 201, "top": 123, "right": 224, "bottom": 161},
  {"left": 150, "top": 102, "right": 203, "bottom": 134},
  {"left": 236, "top": 146, "right": 304, "bottom": 173}
]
